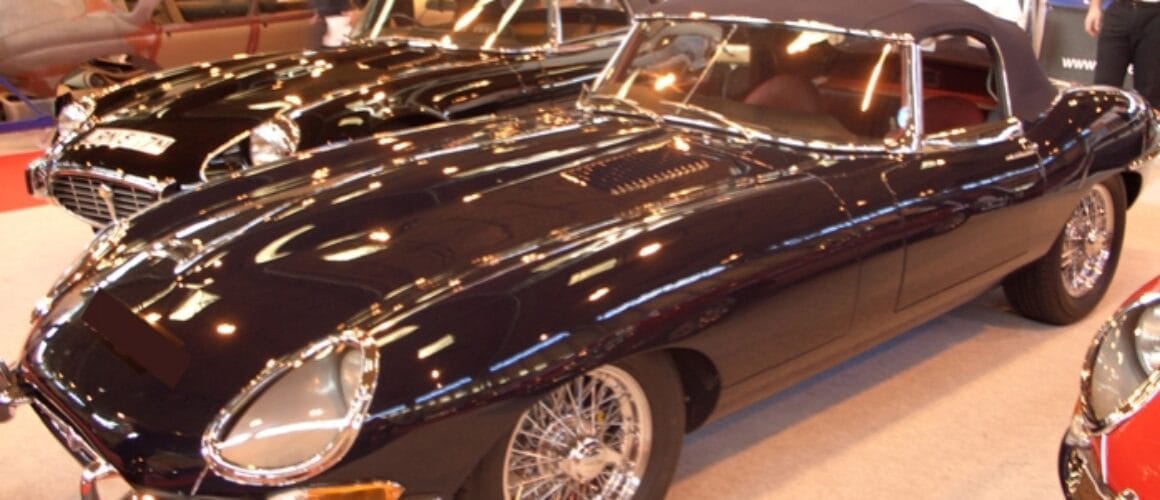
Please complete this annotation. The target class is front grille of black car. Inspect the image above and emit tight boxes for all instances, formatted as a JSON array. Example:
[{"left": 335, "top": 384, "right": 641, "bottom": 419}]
[{"left": 49, "top": 171, "right": 163, "bottom": 226}]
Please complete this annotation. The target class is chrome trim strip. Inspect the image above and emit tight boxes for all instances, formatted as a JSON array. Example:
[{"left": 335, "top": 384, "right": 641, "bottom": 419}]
[
  {"left": 547, "top": 0, "right": 564, "bottom": 47},
  {"left": 990, "top": 32, "right": 1015, "bottom": 119},
  {"left": 902, "top": 40, "right": 921, "bottom": 152},
  {"left": 633, "top": 13, "right": 915, "bottom": 42},
  {"left": 49, "top": 165, "right": 170, "bottom": 194}
]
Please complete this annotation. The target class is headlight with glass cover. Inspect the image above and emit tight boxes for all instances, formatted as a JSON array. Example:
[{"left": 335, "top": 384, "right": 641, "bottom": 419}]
[
  {"left": 249, "top": 115, "right": 301, "bottom": 166},
  {"left": 1081, "top": 276, "right": 1160, "bottom": 431},
  {"left": 32, "top": 220, "right": 130, "bottom": 322},
  {"left": 56, "top": 97, "right": 96, "bottom": 143},
  {"left": 202, "top": 331, "right": 379, "bottom": 486}
]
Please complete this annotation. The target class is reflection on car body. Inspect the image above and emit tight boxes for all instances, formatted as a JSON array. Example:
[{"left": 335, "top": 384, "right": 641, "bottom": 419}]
[
  {"left": 2, "top": 0, "right": 1159, "bottom": 499},
  {"left": 27, "top": 0, "right": 649, "bottom": 227}
]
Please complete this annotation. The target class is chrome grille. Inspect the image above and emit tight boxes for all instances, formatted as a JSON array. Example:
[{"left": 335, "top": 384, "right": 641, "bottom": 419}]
[{"left": 49, "top": 172, "right": 162, "bottom": 226}]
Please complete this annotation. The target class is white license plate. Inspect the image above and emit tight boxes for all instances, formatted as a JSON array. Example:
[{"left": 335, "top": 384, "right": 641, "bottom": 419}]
[{"left": 77, "top": 128, "right": 176, "bottom": 156}]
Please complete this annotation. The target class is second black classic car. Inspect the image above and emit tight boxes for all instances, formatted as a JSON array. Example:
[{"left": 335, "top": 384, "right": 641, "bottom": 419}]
[
  {"left": 2, "top": 0, "right": 1158, "bottom": 498},
  {"left": 26, "top": 0, "right": 652, "bottom": 227}
]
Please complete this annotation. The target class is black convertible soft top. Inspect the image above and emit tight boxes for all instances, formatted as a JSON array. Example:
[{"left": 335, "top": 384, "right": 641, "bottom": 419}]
[{"left": 644, "top": 0, "right": 1057, "bottom": 120}]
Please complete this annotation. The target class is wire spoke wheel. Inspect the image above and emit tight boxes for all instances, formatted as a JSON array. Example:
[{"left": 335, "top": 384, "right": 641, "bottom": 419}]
[
  {"left": 1059, "top": 183, "right": 1115, "bottom": 298},
  {"left": 502, "top": 365, "right": 652, "bottom": 500},
  {"left": 1002, "top": 176, "right": 1126, "bottom": 325}
]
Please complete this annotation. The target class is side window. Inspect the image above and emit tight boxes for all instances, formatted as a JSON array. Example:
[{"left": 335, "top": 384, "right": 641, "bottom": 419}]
[
  {"left": 558, "top": 0, "right": 629, "bottom": 41},
  {"left": 918, "top": 33, "right": 1005, "bottom": 136},
  {"left": 257, "top": 0, "right": 311, "bottom": 13},
  {"left": 174, "top": 0, "right": 252, "bottom": 22}
]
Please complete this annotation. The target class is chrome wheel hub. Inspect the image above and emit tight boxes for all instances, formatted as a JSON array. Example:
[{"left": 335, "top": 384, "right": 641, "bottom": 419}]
[
  {"left": 1061, "top": 184, "right": 1115, "bottom": 298},
  {"left": 560, "top": 436, "right": 614, "bottom": 483},
  {"left": 502, "top": 365, "right": 651, "bottom": 500}
]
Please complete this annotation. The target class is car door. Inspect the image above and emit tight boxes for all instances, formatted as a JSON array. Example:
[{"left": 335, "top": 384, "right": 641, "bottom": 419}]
[
  {"left": 887, "top": 33, "right": 1045, "bottom": 311},
  {"left": 152, "top": 0, "right": 256, "bottom": 67},
  {"left": 254, "top": 0, "right": 315, "bottom": 53}
]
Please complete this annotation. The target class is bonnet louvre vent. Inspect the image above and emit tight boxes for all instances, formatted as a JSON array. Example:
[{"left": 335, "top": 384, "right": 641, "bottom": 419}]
[{"left": 562, "top": 152, "right": 712, "bottom": 196}]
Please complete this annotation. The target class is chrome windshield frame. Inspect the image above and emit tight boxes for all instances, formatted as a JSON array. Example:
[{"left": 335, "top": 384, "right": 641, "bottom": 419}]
[{"left": 585, "top": 15, "right": 919, "bottom": 155}]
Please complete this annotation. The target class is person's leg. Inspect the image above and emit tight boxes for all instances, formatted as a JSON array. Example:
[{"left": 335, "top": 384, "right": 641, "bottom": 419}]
[
  {"left": 1094, "top": 1, "right": 1134, "bottom": 87},
  {"left": 1129, "top": 5, "right": 1160, "bottom": 107}
]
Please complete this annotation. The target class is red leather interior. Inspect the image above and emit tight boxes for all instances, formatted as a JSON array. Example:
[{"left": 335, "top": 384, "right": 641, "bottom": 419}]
[
  {"left": 922, "top": 95, "right": 985, "bottom": 134},
  {"left": 743, "top": 74, "right": 824, "bottom": 114}
]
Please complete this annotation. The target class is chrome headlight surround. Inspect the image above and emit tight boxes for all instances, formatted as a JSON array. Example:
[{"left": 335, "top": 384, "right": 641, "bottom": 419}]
[
  {"left": 1081, "top": 277, "right": 1160, "bottom": 432},
  {"left": 202, "top": 331, "right": 379, "bottom": 486},
  {"left": 55, "top": 97, "right": 97, "bottom": 143},
  {"left": 248, "top": 115, "right": 301, "bottom": 166}
]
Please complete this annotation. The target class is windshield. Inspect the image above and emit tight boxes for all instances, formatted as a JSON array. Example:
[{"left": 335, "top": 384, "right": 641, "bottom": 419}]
[
  {"left": 591, "top": 20, "right": 909, "bottom": 145},
  {"left": 352, "top": 0, "right": 626, "bottom": 49}
]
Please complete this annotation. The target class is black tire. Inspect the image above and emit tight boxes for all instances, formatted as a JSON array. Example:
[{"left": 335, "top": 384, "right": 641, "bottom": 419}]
[
  {"left": 461, "top": 352, "right": 685, "bottom": 500},
  {"left": 1003, "top": 175, "right": 1127, "bottom": 325}
]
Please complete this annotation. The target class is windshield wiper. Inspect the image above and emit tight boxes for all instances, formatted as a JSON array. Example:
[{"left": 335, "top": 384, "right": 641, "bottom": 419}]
[
  {"left": 664, "top": 102, "right": 760, "bottom": 144},
  {"left": 582, "top": 92, "right": 662, "bottom": 124}
]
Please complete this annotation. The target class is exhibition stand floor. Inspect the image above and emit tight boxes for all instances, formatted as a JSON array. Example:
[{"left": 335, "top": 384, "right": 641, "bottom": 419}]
[{"left": 0, "top": 133, "right": 1157, "bottom": 499}]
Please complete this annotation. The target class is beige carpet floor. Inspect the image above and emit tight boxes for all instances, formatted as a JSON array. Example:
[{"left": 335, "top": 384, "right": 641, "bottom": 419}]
[{"left": 0, "top": 162, "right": 1156, "bottom": 499}]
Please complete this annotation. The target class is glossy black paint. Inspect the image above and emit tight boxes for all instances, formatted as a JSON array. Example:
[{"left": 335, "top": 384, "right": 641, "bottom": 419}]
[
  {"left": 35, "top": 4, "right": 634, "bottom": 227},
  {"left": 15, "top": 82, "right": 1154, "bottom": 495},
  {"left": 12, "top": 10, "right": 1160, "bottom": 500},
  {"left": 63, "top": 43, "right": 617, "bottom": 184}
]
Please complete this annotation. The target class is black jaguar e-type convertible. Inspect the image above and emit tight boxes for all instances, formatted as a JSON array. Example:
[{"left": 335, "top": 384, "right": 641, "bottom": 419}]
[
  {"left": 26, "top": 0, "right": 650, "bottom": 227},
  {"left": 2, "top": 0, "right": 1157, "bottom": 498}
]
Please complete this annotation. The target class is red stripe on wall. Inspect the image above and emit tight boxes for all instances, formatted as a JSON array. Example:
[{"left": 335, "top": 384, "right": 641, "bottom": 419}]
[{"left": 0, "top": 151, "right": 46, "bottom": 212}]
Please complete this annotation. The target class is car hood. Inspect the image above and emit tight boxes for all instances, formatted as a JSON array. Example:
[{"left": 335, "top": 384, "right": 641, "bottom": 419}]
[
  {"left": 22, "top": 109, "right": 811, "bottom": 489},
  {"left": 56, "top": 43, "right": 520, "bottom": 182}
]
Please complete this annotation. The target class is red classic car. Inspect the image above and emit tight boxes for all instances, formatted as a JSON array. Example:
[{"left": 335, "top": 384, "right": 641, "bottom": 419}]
[
  {"left": 1062, "top": 275, "right": 1160, "bottom": 500},
  {"left": 0, "top": 0, "right": 318, "bottom": 129}
]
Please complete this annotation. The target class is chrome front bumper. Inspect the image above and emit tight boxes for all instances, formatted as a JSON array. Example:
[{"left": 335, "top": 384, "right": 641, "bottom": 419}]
[
  {"left": 24, "top": 156, "right": 49, "bottom": 198},
  {"left": 0, "top": 360, "right": 27, "bottom": 422},
  {"left": 5, "top": 357, "right": 406, "bottom": 499},
  {"left": 1060, "top": 414, "right": 1138, "bottom": 500}
]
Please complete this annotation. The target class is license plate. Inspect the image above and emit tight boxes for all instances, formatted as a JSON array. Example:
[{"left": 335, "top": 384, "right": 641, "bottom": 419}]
[{"left": 77, "top": 128, "right": 176, "bottom": 156}]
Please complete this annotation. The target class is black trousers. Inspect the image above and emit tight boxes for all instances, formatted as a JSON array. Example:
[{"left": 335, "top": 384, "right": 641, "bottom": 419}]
[{"left": 1094, "top": 0, "right": 1160, "bottom": 107}]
